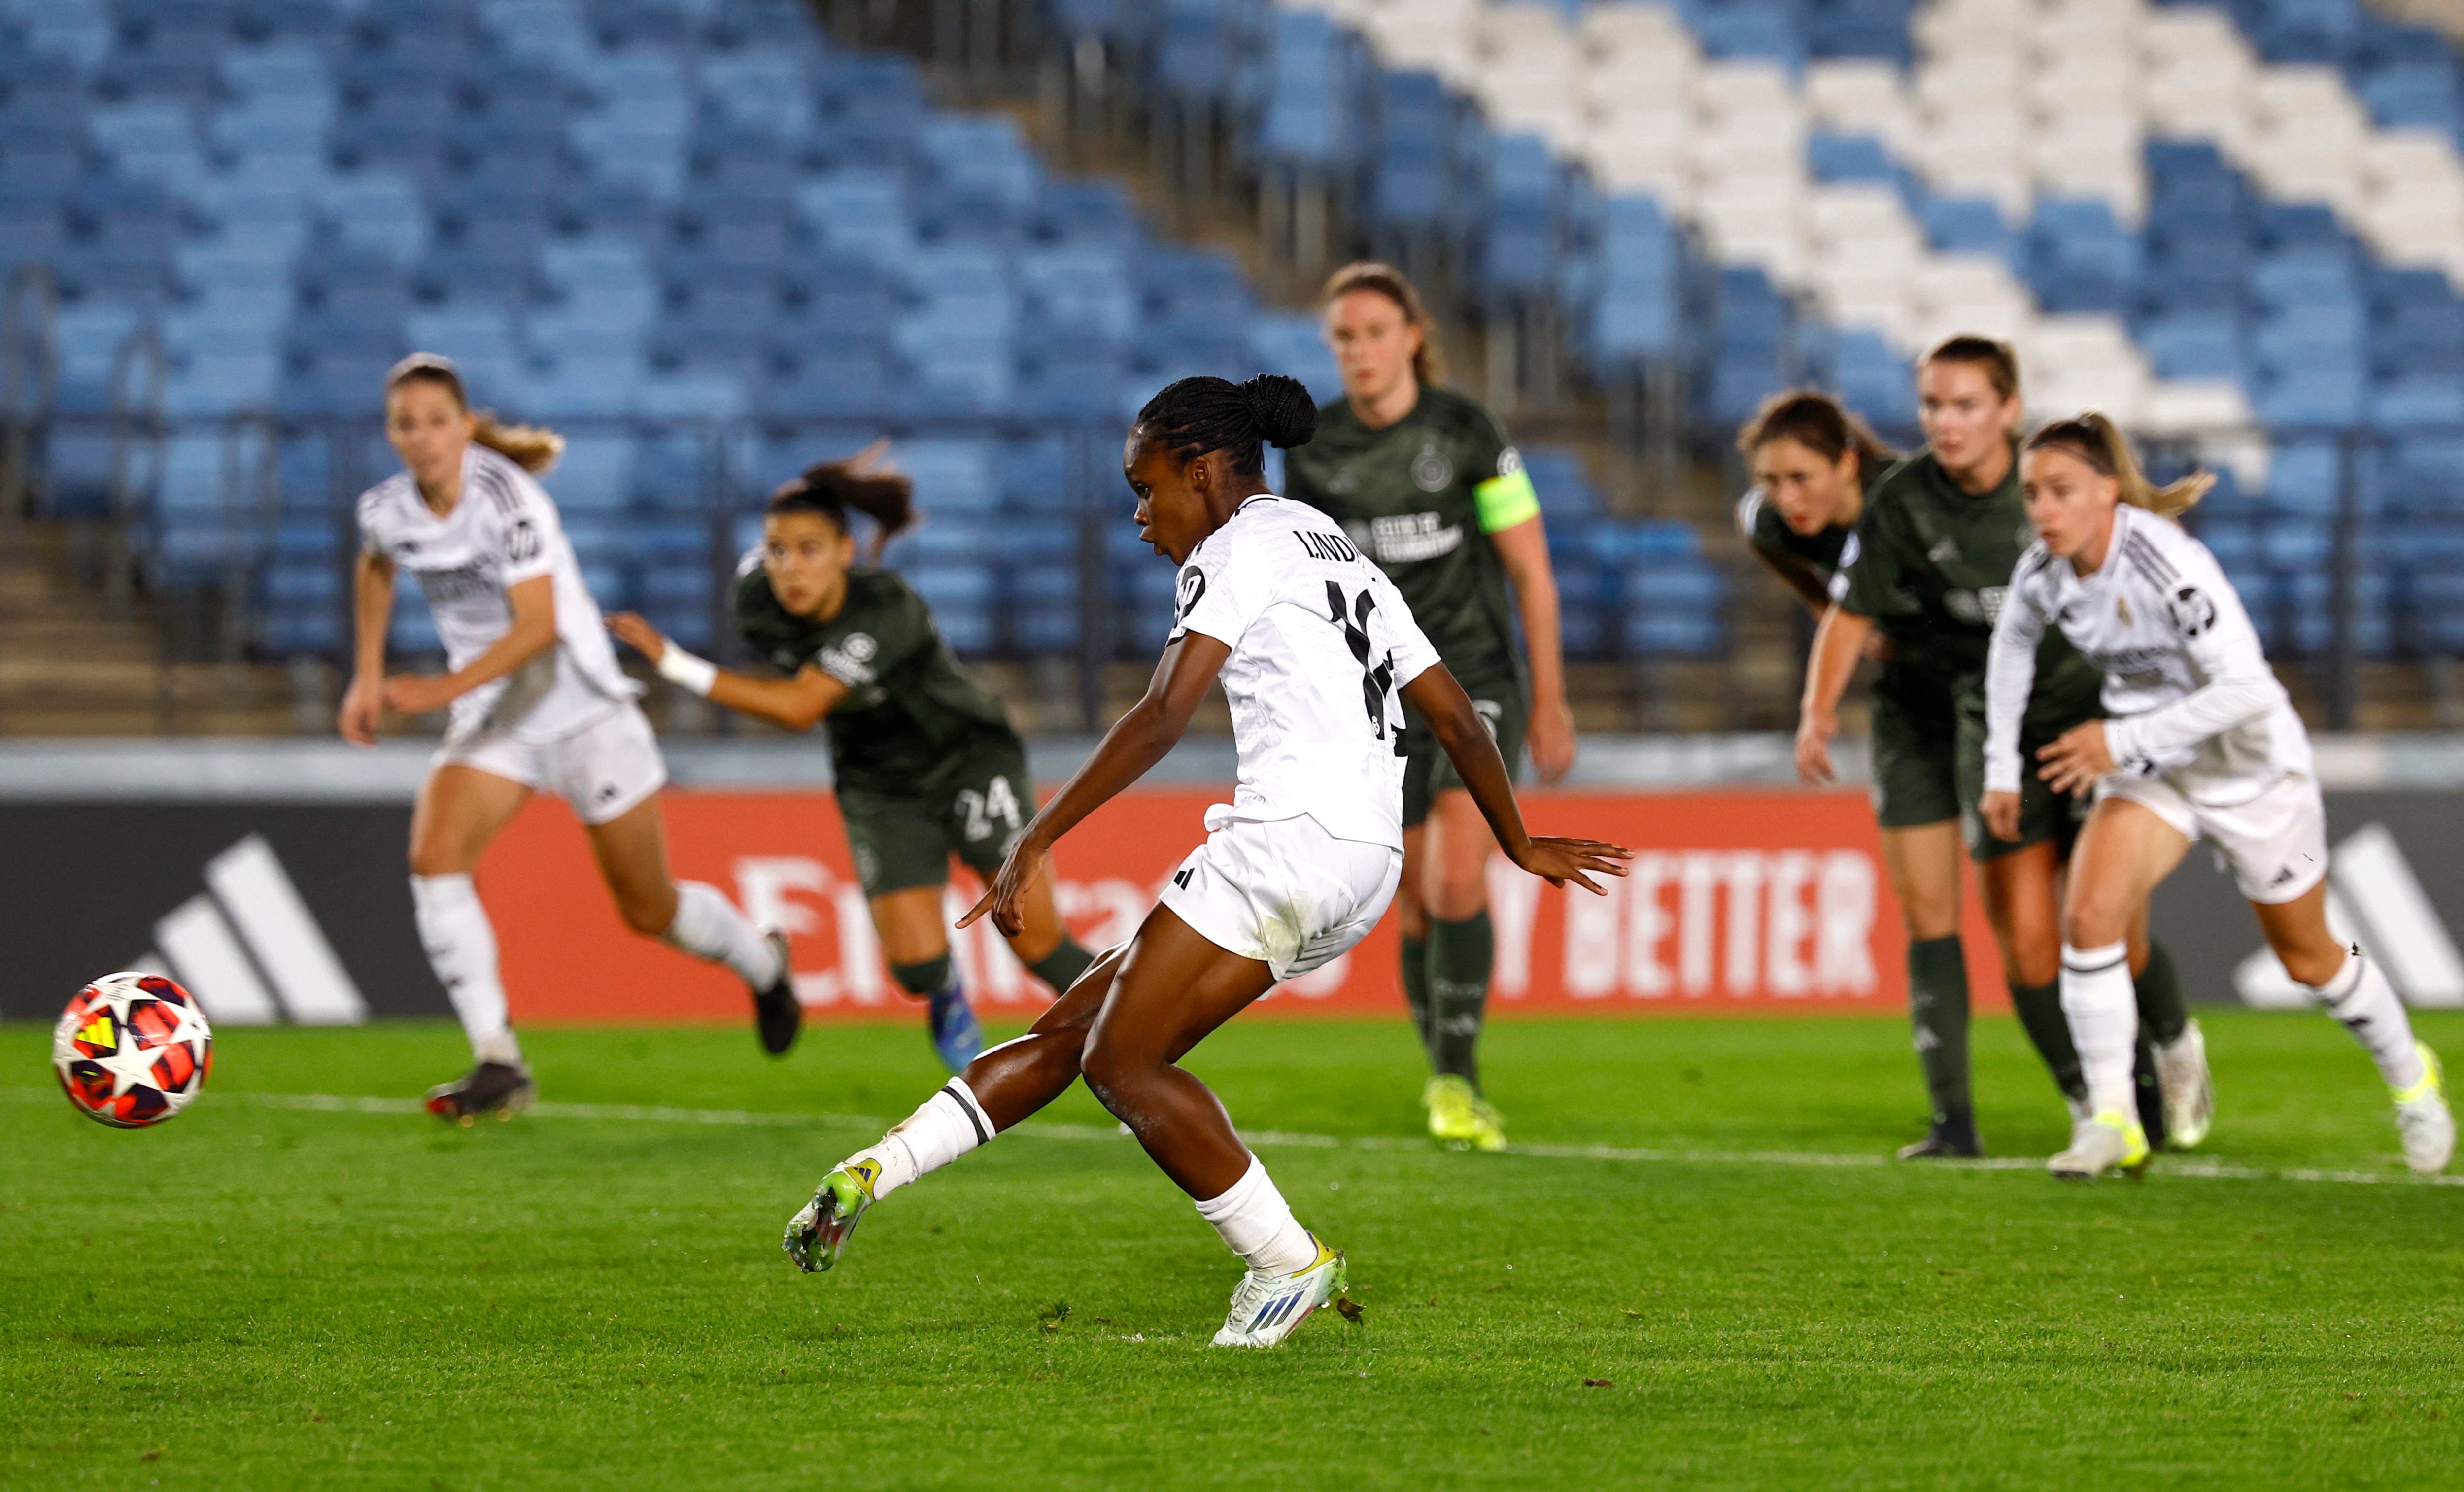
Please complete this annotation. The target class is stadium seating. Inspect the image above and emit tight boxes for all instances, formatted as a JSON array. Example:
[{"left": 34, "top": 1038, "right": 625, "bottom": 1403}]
[
  {"left": 0, "top": 0, "right": 1726, "bottom": 669},
  {"left": 1051, "top": 0, "right": 2464, "bottom": 659}
]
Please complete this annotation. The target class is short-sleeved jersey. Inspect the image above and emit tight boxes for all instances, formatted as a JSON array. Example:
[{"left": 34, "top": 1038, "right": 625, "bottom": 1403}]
[
  {"left": 731, "top": 561, "right": 1018, "bottom": 798},
  {"left": 1838, "top": 445, "right": 2104, "bottom": 724},
  {"left": 1284, "top": 385, "right": 1537, "bottom": 685},
  {"left": 1985, "top": 503, "right": 2310, "bottom": 807},
  {"left": 356, "top": 444, "right": 636, "bottom": 742},
  {"left": 1169, "top": 495, "right": 1444, "bottom": 849}
]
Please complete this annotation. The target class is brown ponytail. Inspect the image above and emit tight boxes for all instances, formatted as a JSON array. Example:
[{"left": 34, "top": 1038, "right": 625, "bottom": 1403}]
[
  {"left": 1320, "top": 260, "right": 1446, "bottom": 386},
  {"left": 2025, "top": 411, "right": 2213, "bottom": 518},
  {"left": 383, "top": 353, "right": 564, "bottom": 475},
  {"left": 1737, "top": 389, "right": 1896, "bottom": 477},
  {"left": 768, "top": 447, "right": 917, "bottom": 563}
]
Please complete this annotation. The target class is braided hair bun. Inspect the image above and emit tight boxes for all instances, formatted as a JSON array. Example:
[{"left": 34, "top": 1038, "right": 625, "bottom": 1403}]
[{"left": 1134, "top": 372, "right": 1321, "bottom": 477}]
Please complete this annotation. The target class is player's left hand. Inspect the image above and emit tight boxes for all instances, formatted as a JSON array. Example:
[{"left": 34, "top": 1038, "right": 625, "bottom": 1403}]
[
  {"left": 2035, "top": 720, "right": 2114, "bottom": 796},
  {"left": 958, "top": 833, "right": 1049, "bottom": 938},
  {"left": 1528, "top": 694, "right": 1577, "bottom": 785},
  {"left": 1508, "top": 835, "right": 1633, "bottom": 896},
  {"left": 381, "top": 673, "right": 461, "bottom": 719},
  {"left": 607, "top": 611, "right": 667, "bottom": 663}
]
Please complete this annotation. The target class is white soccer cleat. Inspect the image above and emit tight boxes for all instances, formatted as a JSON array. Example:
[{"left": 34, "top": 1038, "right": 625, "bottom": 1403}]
[
  {"left": 2048, "top": 1112, "right": 2149, "bottom": 1181},
  {"left": 1210, "top": 1235, "right": 1347, "bottom": 1349},
  {"left": 2155, "top": 1020, "right": 2215, "bottom": 1150},
  {"left": 2393, "top": 1043, "right": 2454, "bottom": 1175}
]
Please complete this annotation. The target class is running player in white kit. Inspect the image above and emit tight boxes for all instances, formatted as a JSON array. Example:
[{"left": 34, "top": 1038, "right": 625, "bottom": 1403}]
[
  {"left": 1982, "top": 412, "right": 2454, "bottom": 1177},
  {"left": 778, "top": 373, "right": 1630, "bottom": 1346},
  {"left": 342, "top": 355, "right": 799, "bottom": 1121}
]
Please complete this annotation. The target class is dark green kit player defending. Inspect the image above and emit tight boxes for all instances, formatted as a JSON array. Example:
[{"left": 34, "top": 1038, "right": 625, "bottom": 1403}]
[
  {"left": 1791, "top": 339, "right": 2210, "bottom": 1159},
  {"left": 612, "top": 454, "right": 1099, "bottom": 1073},
  {"left": 1286, "top": 262, "right": 1577, "bottom": 1153},
  {"left": 1735, "top": 389, "right": 1894, "bottom": 612}
]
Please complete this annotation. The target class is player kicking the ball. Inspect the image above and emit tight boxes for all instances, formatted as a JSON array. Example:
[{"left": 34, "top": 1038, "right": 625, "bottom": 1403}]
[
  {"left": 344, "top": 355, "right": 798, "bottom": 1121},
  {"left": 1982, "top": 413, "right": 2453, "bottom": 1177},
  {"left": 781, "top": 374, "right": 1630, "bottom": 1346}
]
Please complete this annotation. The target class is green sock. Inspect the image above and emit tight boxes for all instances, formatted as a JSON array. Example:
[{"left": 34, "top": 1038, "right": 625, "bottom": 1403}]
[
  {"left": 1427, "top": 913, "right": 1493, "bottom": 1091},
  {"left": 2009, "top": 978, "right": 2086, "bottom": 1104},
  {"left": 1400, "top": 933, "right": 1433, "bottom": 1056},
  {"left": 1907, "top": 936, "right": 1973, "bottom": 1133},
  {"left": 2132, "top": 941, "right": 2189, "bottom": 1046},
  {"left": 1026, "top": 938, "right": 1096, "bottom": 999}
]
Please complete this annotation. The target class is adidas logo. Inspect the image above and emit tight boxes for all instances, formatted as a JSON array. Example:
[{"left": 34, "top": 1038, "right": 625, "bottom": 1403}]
[
  {"left": 1928, "top": 536, "right": 1961, "bottom": 564},
  {"left": 132, "top": 835, "right": 369, "bottom": 1027},
  {"left": 2237, "top": 825, "right": 2464, "bottom": 1010},
  {"left": 2268, "top": 864, "right": 2299, "bottom": 888}
]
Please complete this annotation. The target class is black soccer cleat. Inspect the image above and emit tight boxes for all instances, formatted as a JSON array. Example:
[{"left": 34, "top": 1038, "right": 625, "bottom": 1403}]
[
  {"left": 754, "top": 929, "right": 802, "bottom": 1057},
  {"left": 1895, "top": 1117, "right": 1983, "bottom": 1160},
  {"left": 425, "top": 1060, "right": 536, "bottom": 1126}
]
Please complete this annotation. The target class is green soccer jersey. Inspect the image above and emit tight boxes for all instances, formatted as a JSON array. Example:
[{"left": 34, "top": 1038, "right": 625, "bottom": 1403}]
[
  {"left": 1837, "top": 445, "right": 2102, "bottom": 723},
  {"left": 1735, "top": 459, "right": 1890, "bottom": 602},
  {"left": 731, "top": 562, "right": 1019, "bottom": 797},
  {"left": 1284, "top": 385, "right": 1540, "bottom": 684}
]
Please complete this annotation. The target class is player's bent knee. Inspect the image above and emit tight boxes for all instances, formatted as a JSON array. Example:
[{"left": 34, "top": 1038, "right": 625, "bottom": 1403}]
[{"left": 2062, "top": 900, "right": 2131, "bottom": 952}]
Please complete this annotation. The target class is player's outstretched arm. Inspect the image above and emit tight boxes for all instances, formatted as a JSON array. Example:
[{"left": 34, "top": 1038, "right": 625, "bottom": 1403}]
[
  {"left": 1400, "top": 664, "right": 1631, "bottom": 895},
  {"left": 607, "top": 612, "right": 848, "bottom": 731},
  {"left": 961, "top": 631, "right": 1232, "bottom": 937}
]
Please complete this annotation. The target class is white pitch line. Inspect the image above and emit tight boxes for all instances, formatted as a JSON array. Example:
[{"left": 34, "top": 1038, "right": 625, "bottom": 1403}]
[{"left": 10, "top": 1087, "right": 2459, "bottom": 1188}]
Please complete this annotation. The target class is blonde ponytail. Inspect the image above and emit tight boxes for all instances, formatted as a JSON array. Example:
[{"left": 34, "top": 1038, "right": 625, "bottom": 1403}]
[
  {"left": 471, "top": 413, "right": 565, "bottom": 475},
  {"left": 2025, "top": 410, "right": 2212, "bottom": 518}
]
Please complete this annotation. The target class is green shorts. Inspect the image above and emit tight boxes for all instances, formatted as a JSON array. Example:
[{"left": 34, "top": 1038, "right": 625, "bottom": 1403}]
[
  {"left": 1400, "top": 670, "right": 1528, "bottom": 829},
  {"left": 834, "top": 735, "right": 1033, "bottom": 898},
  {"left": 1868, "top": 672, "right": 2083, "bottom": 863}
]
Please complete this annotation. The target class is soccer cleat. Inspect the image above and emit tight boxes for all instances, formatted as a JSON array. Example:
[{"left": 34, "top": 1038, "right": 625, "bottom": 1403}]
[
  {"left": 1895, "top": 1116, "right": 1983, "bottom": 1160},
  {"left": 752, "top": 930, "right": 801, "bottom": 1057},
  {"left": 2155, "top": 1020, "right": 2215, "bottom": 1150},
  {"left": 1211, "top": 1235, "right": 1347, "bottom": 1348},
  {"left": 2048, "top": 1111, "right": 2149, "bottom": 1180},
  {"left": 424, "top": 1060, "right": 535, "bottom": 1126},
  {"left": 1425, "top": 1074, "right": 1480, "bottom": 1148},
  {"left": 783, "top": 1161, "right": 878, "bottom": 1273},
  {"left": 2392, "top": 1042, "right": 2454, "bottom": 1175},
  {"left": 927, "top": 983, "right": 983, "bottom": 1073},
  {"left": 1465, "top": 1095, "right": 1508, "bottom": 1153}
]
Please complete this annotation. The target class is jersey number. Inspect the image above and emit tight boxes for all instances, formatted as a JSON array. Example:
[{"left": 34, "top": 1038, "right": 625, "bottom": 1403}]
[
  {"left": 1324, "top": 582, "right": 1401, "bottom": 746},
  {"left": 958, "top": 776, "right": 1022, "bottom": 844}
]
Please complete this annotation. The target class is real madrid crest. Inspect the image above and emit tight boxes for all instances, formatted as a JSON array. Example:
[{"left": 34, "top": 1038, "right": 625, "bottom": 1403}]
[
  {"left": 2116, "top": 595, "right": 2132, "bottom": 626},
  {"left": 1411, "top": 441, "right": 1454, "bottom": 494}
]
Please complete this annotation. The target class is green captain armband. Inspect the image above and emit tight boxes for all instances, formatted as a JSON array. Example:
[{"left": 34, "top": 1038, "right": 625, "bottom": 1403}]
[{"left": 1474, "top": 450, "right": 1540, "bottom": 532}]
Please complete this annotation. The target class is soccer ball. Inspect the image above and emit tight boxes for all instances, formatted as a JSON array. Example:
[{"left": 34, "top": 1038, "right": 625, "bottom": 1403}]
[{"left": 53, "top": 972, "right": 214, "bottom": 1128}]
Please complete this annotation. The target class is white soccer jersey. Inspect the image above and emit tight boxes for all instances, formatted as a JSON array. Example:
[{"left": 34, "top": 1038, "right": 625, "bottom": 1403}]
[
  {"left": 1168, "top": 494, "right": 1445, "bottom": 848},
  {"left": 1984, "top": 502, "right": 2310, "bottom": 806},
  {"left": 357, "top": 443, "right": 638, "bottom": 743}
]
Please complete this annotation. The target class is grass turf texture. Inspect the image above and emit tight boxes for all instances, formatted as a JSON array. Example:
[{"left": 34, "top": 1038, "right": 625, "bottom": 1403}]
[{"left": 3, "top": 1011, "right": 2461, "bottom": 1490}]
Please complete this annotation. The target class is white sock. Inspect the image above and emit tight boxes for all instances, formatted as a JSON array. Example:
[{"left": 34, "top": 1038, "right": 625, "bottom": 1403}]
[
  {"left": 663, "top": 881, "right": 783, "bottom": 988},
  {"left": 1193, "top": 1155, "right": 1317, "bottom": 1276},
  {"left": 840, "top": 1079, "right": 993, "bottom": 1200},
  {"left": 2310, "top": 949, "right": 2426, "bottom": 1090},
  {"left": 2060, "top": 941, "right": 2139, "bottom": 1120},
  {"left": 411, "top": 874, "right": 521, "bottom": 1067}
]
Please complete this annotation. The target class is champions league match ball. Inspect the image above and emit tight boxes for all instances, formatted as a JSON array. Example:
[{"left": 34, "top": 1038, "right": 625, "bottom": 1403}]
[{"left": 53, "top": 972, "right": 214, "bottom": 1128}]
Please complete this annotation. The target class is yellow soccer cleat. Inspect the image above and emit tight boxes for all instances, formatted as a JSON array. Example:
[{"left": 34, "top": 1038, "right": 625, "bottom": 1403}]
[{"left": 2048, "top": 1111, "right": 2149, "bottom": 1181}]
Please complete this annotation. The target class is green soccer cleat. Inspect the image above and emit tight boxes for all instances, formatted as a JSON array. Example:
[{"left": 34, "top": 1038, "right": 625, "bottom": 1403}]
[
  {"left": 783, "top": 1161, "right": 878, "bottom": 1273},
  {"left": 2048, "top": 1111, "right": 2149, "bottom": 1181}
]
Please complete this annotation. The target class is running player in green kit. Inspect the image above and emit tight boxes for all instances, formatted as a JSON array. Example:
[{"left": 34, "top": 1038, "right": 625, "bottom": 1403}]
[
  {"left": 1285, "top": 262, "right": 1577, "bottom": 1152},
  {"left": 1793, "top": 338, "right": 2211, "bottom": 1159},
  {"left": 611, "top": 454, "right": 1098, "bottom": 1073}
]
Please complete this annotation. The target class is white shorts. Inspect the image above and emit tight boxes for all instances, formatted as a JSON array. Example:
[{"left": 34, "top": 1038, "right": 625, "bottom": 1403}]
[
  {"left": 1158, "top": 810, "right": 1403, "bottom": 980},
  {"left": 2098, "top": 768, "right": 2328, "bottom": 904},
  {"left": 435, "top": 701, "right": 668, "bottom": 827}
]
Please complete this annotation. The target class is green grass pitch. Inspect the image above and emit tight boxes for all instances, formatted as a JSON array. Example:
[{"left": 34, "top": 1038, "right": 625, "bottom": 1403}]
[{"left": 4, "top": 1009, "right": 2461, "bottom": 1489}]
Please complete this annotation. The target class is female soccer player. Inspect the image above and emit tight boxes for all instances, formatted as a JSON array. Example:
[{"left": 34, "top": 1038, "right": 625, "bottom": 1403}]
[
  {"left": 342, "top": 354, "right": 796, "bottom": 1122},
  {"left": 1794, "top": 337, "right": 2206, "bottom": 1160},
  {"left": 1284, "top": 261, "right": 1576, "bottom": 1153},
  {"left": 1734, "top": 389, "right": 1894, "bottom": 614},
  {"left": 1983, "top": 414, "right": 2453, "bottom": 1177},
  {"left": 609, "top": 454, "right": 1099, "bottom": 1073},
  {"left": 778, "top": 375, "right": 1628, "bottom": 1346}
]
